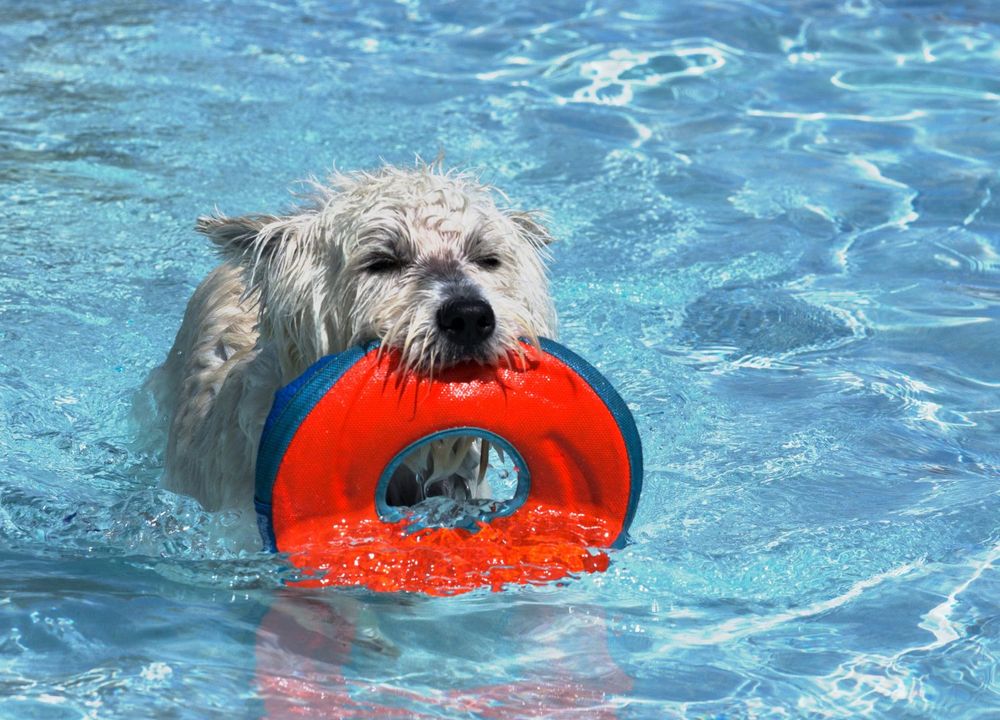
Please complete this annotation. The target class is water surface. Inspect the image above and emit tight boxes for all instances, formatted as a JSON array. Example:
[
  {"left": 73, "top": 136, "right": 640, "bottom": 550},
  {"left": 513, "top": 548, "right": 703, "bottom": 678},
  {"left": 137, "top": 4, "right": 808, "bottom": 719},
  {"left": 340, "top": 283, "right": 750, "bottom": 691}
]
[{"left": 2, "top": 1, "right": 1000, "bottom": 717}]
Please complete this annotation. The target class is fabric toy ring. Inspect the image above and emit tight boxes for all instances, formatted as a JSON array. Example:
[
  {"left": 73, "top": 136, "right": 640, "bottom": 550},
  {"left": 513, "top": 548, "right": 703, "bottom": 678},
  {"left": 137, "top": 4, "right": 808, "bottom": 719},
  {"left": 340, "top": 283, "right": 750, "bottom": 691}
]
[{"left": 254, "top": 337, "right": 643, "bottom": 593}]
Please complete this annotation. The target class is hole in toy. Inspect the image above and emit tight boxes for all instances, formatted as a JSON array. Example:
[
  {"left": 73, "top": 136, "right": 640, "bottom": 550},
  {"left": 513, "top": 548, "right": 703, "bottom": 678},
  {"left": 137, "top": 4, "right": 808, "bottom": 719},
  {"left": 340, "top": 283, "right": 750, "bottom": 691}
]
[{"left": 377, "top": 430, "right": 529, "bottom": 528}]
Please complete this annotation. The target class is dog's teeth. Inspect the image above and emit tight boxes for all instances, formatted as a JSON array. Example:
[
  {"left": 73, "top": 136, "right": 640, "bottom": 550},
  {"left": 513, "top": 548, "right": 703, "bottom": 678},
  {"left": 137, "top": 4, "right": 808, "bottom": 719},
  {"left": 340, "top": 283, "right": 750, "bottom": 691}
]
[{"left": 478, "top": 439, "right": 490, "bottom": 485}]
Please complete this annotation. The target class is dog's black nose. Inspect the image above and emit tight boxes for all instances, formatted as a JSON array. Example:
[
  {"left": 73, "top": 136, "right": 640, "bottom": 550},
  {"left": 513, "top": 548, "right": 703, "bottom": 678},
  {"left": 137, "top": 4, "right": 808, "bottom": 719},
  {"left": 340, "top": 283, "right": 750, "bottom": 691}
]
[{"left": 437, "top": 297, "right": 496, "bottom": 347}]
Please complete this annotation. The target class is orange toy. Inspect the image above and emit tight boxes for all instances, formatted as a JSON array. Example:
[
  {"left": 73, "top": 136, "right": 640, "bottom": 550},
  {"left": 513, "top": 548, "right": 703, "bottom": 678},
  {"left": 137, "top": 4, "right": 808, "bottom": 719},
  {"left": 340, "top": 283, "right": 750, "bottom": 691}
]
[{"left": 255, "top": 338, "right": 642, "bottom": 595}]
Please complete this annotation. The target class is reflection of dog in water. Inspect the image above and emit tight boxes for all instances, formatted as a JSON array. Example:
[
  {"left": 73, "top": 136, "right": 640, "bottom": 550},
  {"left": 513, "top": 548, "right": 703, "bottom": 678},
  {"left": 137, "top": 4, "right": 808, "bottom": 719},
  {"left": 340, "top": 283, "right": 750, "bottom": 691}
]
[{"left": 147, "top": 164, "right": 556, "bottom": 514}]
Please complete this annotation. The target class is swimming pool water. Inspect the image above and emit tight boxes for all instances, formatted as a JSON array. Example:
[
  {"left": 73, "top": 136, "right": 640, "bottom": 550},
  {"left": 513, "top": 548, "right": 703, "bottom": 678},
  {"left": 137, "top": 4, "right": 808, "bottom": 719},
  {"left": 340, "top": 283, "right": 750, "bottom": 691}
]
[{"left": 2, "top": 0, "right": 999, "bottom": 717}]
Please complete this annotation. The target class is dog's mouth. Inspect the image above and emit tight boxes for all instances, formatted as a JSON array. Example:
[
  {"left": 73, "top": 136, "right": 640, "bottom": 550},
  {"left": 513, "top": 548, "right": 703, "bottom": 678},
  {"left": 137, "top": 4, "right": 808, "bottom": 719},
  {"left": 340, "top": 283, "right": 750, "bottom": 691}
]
[
  {"left": 381, "top": 433, "right": 525, "bottom": 528},
  {"left": 375, "top": 331, "right": 525, "bottom": 377},
  {"left": 437, "top": 337, "right": 509, "bottom": 367}
]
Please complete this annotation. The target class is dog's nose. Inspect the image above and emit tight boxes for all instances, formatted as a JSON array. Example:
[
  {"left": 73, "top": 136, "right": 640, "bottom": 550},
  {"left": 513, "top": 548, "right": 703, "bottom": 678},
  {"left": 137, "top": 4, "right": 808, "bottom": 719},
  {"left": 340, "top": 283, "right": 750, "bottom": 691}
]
[{"left": 437, "top": 297, "right": 496, "bottom": 347}]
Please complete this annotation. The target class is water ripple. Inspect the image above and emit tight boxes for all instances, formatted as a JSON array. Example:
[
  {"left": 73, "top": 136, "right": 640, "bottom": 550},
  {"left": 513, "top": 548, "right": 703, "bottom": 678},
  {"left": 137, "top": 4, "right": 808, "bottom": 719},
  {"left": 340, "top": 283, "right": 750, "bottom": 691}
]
[
  {"left": 3, "top": 0, "right": 1000, "bottom": 717},
  {"left": 558, "top": 41, "right": 736, "bottom": 108}
]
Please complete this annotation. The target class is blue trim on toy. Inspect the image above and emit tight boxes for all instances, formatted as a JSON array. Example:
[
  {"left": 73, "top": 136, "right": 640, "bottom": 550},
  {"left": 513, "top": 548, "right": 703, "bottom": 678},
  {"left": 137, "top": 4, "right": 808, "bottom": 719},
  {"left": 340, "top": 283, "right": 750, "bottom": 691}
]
[
  {"left": 537, "top": 338, "right": 644, "bottom": 549},
  {"left": 374, "top": 427, "right": 530, "bottom": 533},
  {"left": 255, "top": 497, "right": 278, "bottom": 552}
]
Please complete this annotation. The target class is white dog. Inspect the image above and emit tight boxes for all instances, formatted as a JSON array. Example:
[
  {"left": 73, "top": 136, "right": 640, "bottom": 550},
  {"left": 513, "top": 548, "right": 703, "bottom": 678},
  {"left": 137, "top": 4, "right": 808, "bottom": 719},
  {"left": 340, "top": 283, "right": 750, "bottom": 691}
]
[{"left": 146, "top": 164, "right": 557, "bottom": 515}]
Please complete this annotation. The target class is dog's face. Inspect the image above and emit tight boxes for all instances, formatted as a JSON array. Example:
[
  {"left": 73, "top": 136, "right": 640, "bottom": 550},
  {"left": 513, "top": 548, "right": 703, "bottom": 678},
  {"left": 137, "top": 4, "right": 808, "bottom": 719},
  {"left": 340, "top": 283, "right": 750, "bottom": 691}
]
[{"left": 197, "top": 166, "right": 557, "bottom": 377}]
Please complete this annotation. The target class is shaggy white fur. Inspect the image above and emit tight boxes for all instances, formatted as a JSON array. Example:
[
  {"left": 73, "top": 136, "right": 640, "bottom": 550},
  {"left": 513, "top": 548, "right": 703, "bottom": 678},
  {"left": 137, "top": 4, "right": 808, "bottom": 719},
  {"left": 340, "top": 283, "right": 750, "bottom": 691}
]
[{"left": 146, "top": 164, "right": 557, "bottom": 513}]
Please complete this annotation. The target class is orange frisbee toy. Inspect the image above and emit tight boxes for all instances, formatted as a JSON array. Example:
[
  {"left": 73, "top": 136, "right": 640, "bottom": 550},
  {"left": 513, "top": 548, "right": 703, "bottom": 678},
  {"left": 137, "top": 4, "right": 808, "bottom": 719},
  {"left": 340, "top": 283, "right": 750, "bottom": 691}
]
[{"left": 254, "top": 338, "right": 642, "bottom": 595}]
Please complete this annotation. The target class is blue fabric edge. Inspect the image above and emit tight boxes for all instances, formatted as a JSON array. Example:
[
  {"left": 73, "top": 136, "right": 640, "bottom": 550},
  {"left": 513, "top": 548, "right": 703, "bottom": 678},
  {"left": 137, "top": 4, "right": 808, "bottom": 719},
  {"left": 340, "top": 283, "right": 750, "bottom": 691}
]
[{"left": 255, "top": 497, "right": 277, "bottom": 553}]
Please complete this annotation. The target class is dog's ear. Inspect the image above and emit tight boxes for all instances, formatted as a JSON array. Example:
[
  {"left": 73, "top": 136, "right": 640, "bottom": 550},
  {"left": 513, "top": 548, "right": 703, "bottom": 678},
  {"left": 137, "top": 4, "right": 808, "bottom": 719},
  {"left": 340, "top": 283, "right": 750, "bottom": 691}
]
[
  {"left": 509, "top": 211, "right": 554, "bottom": 248},
  {"left": 196, "top": 213, "right": 284, "bottom": 261}
]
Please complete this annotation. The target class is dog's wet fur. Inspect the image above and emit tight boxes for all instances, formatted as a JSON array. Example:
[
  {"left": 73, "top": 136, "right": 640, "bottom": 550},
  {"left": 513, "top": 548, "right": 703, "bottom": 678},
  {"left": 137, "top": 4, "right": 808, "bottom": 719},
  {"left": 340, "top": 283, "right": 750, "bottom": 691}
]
[{"left": 146, "top": 164, "right": 556, "bottom": 513}]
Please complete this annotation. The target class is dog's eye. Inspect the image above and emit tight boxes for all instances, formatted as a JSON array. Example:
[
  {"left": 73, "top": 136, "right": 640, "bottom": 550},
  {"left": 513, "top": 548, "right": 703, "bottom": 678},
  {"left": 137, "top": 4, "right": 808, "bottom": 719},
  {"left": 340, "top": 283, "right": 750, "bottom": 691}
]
[
  {"left": 475, "top": 256, "right": 502, "bottom": 271},
  {"left": 363, "top": 254, "right": 405, "bottom": 274}
]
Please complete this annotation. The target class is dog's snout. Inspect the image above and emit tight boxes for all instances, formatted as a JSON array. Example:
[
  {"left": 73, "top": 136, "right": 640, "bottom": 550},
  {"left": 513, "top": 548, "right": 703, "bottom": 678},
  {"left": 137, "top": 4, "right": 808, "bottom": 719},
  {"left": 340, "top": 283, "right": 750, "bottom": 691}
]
[{"left": 437, "top": 297, "right": 496, "bottom": 347}]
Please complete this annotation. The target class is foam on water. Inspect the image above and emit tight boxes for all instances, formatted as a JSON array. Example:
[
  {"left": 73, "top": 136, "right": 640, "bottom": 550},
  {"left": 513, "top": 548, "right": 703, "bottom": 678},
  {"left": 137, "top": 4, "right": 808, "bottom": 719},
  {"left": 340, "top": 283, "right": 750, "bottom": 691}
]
[{"left": 2, "top": 0, "right": 1000, "bottom": 717}]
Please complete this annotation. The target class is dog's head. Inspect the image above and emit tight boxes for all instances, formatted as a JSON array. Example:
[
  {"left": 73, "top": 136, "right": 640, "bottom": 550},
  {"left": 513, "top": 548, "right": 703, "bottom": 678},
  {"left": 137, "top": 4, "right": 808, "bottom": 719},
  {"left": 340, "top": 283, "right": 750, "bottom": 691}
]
[{"left": 197, "top": 165, "right": 557, "bottom": 377}]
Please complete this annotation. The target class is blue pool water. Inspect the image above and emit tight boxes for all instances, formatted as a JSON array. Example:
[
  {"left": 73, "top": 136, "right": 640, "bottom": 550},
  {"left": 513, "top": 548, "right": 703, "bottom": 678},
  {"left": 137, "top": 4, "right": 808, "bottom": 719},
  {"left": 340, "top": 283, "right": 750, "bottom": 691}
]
[{"left": 2, "top": 0, "right": 1000, "bottom": 716}]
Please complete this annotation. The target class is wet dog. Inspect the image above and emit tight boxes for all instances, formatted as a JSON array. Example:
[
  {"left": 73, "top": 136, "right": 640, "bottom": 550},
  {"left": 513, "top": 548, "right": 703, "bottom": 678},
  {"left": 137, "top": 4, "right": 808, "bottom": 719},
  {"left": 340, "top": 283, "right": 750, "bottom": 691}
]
[{"left": 147, "top": 164, "right": 556, "bottom": 513}]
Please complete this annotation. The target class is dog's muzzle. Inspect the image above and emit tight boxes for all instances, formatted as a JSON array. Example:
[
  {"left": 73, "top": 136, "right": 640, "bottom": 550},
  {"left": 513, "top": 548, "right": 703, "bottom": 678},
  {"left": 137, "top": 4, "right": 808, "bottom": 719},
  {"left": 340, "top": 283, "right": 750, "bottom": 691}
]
[{"left": 436, "top": 297, "right": 496, "bottom": 348}]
